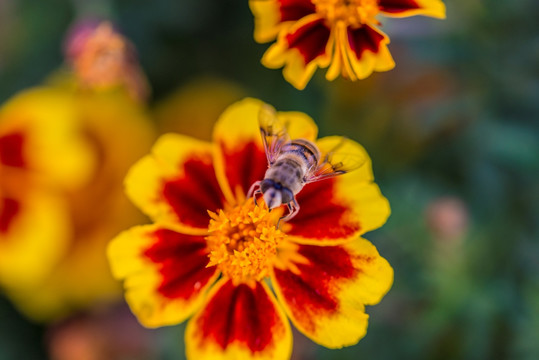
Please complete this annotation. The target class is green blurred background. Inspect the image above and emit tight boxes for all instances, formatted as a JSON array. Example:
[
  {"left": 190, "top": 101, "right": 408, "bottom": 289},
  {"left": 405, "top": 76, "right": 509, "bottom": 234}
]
[{"left": 1, "top": 0, "right": 538, "bottom": 359}]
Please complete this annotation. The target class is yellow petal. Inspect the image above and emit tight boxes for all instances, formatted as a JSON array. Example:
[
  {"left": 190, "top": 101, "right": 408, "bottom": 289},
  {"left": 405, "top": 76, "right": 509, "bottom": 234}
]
[
  {"left": 126, "top": 133, "right": 224, "bottom": 234},
  {"left": 379, "top": 0, "right": 446, "bottom": 19},
  {"left": 108, "top": 224, "right": 219, "bottom": 328},
  {"left": 271, "top": 238, "right": 393, "bottom": 348}
]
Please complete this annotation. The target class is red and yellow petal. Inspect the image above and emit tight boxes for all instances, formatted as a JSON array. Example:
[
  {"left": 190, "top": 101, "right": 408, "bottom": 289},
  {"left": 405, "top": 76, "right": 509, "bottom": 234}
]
[
  {"left": 271, "top": 238, "right": 393, "bottom": 348},
  {"left": 185, "top": 279, "right": 292, "bottom": 360},
  {"left": 250, "top": 0, "right": 317, "bottom": 43},
  {"left": 378, "top": 0, "right": 446, "bottom": 19},
  {"left": 0, "top": 191, "right": 70, "bottom": 289},
  {"left": 343, "top": 24, "right": 395, "bottom": 80},
  {"left": 0, "top": 197, "right": 19, "bottom": 234},
  {"left": 284, "top": 136, "right": 390, "bottom": 244},
  {"left": 262, "top": 14, "right": 334, "bottom": 90},
  {"left": 328, "top": 24, "right": 395, "bottom": 82},
  {"left": 125, "top": 133, "right": 225, "bottom": 234},
  {"left": 213, "top": 98, "right": 318, "bottom": 202},
  {"left": 325, "top": 22, "right": 358, "bottom": 82},
  {"left": 0, "top": 132, "right": 26, "bottom": 168},
  {"left": 107, "top": 224, "right": 219, "bottom": 328},
  {"left": 0, "top": 87, "right": 96, "bottom": 190}
]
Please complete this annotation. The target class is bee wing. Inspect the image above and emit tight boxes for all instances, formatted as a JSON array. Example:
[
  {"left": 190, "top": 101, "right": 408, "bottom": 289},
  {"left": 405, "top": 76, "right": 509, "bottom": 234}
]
[
  {"left": 305, "top": 137, "right": 367, "bottom": 183},
  {"left": 258, "top": 104, "right": 290, "bottom": 165}
]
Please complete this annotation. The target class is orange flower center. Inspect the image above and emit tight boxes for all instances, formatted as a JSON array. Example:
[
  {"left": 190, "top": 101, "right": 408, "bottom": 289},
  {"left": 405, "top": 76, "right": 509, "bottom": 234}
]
[
  {"left": 206, "top": 198, "right": 285, "bottom": 284},
  {"left": 313, "top": 0, "right": 380, "bottom": 27}
]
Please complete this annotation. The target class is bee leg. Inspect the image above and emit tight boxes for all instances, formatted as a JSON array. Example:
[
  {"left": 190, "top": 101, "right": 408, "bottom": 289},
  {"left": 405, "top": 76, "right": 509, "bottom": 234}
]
[
  {"left": 277, "top": 197, "right": 300, "bottom": 228},
  {"left": 247, "top": 181, "right": 261, "bottom": 198},
  {"left": 289, "top": 197, "right": 300, "bottom": 220},
  {"left": 254, "top": 190, "right": 262, "bottom": 206},
  {"left": 247, "top": 181, "right": 262, "bottom": 205}
]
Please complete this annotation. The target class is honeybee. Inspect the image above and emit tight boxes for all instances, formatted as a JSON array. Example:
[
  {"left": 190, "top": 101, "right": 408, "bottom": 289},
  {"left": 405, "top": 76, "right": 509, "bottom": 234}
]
[{"left": 248, "top": 105, "right": 365, "bottom": 223}]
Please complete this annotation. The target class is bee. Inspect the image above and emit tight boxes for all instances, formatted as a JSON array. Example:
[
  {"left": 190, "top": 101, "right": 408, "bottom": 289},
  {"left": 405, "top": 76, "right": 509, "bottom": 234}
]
[{"left": 248, "top": 105, "right": 365, "bottom": 223}]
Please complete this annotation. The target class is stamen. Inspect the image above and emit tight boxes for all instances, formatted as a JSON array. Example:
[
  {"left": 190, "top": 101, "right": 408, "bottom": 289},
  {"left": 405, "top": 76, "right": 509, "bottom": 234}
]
[
  {"left": 313, "top": 0, "right": 380, "bottom": 28},
  {"left": 206, "top": 198, "right": 285, "bottom": 284}
]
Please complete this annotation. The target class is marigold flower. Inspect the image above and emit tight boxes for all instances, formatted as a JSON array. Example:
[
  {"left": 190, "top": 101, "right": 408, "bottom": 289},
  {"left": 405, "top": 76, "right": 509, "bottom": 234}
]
[
  {"left": 0, "top": 88, "right": 95, "bottom": 290},
  {"left": 0, "top": 86, "right": 155, "bottom": 321},
  {"left": 0, "top": 17, "right": 154, "bottom": 320},
  {"left": 250, "top": 0, "right": 446, "bottom": 89},
  {"left": 108, "top": 98, "right": 392, "bottom": 359}
]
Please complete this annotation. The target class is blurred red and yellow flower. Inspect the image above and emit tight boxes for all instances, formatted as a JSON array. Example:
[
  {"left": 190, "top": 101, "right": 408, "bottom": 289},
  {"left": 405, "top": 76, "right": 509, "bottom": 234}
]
[
  {"left": 0, "top": 18, "right": 156, "bottom": 321},
  {"left": 108, "top": 98, "right": 392, "bottom": 359},
  {"left": 250, "top": 0, "right": 446, "bottom": 89},
  {"left": 0, "top": 88, "right": 95, "bottom": 290},
  {"left": 0, "top": 86, "right": 155, "bottom": 321}
]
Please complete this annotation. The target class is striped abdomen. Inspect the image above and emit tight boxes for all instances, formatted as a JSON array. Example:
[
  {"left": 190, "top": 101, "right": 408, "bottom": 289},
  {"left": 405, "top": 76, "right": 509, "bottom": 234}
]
[{"left": 264, "top": 139, "right": 320, "bottom": 195}]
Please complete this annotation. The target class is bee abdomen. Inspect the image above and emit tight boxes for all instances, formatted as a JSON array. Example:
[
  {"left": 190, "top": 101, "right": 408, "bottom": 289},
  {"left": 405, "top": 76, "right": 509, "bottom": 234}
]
[{"left": 282, "top": 139, "right": 320, "bottom": 169}]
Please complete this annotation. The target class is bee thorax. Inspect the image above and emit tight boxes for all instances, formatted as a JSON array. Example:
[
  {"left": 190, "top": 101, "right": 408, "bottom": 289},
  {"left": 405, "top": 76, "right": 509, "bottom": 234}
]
[
  {"left": 258, "top": 138, "right": 320, "bottom": 210},
  {"left": 264, "top": 156, "right": 306, "bottom": 194}
]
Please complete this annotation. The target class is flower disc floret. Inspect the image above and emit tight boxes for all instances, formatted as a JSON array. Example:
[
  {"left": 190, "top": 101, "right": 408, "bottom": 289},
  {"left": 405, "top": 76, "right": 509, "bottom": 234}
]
[
  {"left": 206, "top": 198, "right": 285, "bottom": 284},
  {"left": 313, "top": 0, "right": 380, "bottom": 27}
]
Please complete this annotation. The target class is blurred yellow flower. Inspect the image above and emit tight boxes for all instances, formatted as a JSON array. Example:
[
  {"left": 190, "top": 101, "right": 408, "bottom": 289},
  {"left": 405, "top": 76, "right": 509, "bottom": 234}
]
[
  {"left": 0, "top": 86, "right": 155, "bottom": 321},
  {"left": 153, "top": 77, "right": 246, "bottom": 141},
  {"left": 0, "top": 88, "right": 95, "bottom": 290},
  {"left": 250, "top": 0, "right": 446, "bottom": 89}
]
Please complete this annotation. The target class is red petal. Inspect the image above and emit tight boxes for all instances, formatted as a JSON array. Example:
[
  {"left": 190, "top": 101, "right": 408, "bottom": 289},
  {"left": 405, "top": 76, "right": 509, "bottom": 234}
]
[
  {"left": 286, "top": 179, "right": 361, "bottom": 240},
  {"left": 347, "top": 25, "right": 385, "bottom": 61},
  {"left": 273, "top": 245, "right": 356, "bottom": 330},
  {"left": 0, "top": 132, "right": 26, "bottom": 168},
  {"left": 286, "top": 18, "right": 331, "bottom": 64},
  {"left": 143, "top": 228, "right": 216, "bottom": 300},
  {"left": 271, "top": 239, "right": 392, "bottom": 347},
  {"left": 0, "top": 197, "right": 20, "bottom": 234},
  {"left": 219, "top": 140, "right": 268, "bottom": 198},
  {"left": 378, "top": 0, "right": 422, "bottom": 13},
  {"left": 279, "top": 0, "right": 316, "bottom": 22},
  {"left": 162, "top": 157, "right": 224, "bottom": 229},
  {"left": 196, "top": 281, "right": 283, "bottom": 352}
]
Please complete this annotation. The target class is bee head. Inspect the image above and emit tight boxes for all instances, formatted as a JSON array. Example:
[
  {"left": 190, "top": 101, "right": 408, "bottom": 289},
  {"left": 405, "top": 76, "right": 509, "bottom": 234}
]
[{"left": 260, "top": 179, "right": 293, "bottom": 209}]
